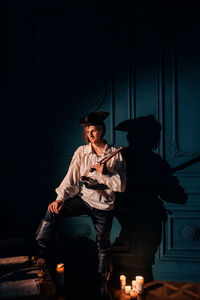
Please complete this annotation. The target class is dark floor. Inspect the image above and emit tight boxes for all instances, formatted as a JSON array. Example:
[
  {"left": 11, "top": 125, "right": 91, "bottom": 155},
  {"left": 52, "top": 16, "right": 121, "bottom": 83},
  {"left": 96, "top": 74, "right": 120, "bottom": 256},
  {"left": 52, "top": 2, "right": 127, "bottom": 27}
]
[
  {"left": 1, "top": 237, "right": 200, "bottom": 300},
  {"left": 54, "top": 281, "right": 200, "bottom": 300}
]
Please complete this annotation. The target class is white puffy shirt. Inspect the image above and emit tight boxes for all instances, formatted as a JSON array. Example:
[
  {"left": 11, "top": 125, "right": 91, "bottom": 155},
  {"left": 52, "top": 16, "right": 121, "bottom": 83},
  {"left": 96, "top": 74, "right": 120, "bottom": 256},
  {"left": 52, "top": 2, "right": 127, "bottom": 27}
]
[{"left": 55, "top": 143, "right": 126, "bottom": 211}]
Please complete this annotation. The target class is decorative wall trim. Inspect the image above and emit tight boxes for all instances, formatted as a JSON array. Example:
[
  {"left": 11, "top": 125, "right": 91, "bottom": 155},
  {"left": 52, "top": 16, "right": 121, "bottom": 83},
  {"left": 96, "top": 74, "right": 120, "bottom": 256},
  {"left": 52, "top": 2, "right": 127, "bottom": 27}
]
[
  {"left": 182, "top": 224, "right": 200, "bottom": 241},
  {"left": 111, "top": 20, "right": 116, "bottom": 146},
  {"left": 157, "top": 18, "right": 165, "bottom": 159},
  {"left": 128, "top": 15, "right": 135, "bottom": 119},
  {"left": 171, "top": 29, "right": 200, "bottom": 158},
  {"left": 158, "top": 212, "right": 200, "bottom": 261}
]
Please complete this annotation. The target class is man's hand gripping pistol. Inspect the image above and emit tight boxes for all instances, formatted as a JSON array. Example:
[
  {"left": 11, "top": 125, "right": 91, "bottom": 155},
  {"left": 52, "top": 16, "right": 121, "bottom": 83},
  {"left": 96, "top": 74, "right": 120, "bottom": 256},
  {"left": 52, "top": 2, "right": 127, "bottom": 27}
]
[{"left": 80, "top": 146, "right": 123, "bottom": 203}]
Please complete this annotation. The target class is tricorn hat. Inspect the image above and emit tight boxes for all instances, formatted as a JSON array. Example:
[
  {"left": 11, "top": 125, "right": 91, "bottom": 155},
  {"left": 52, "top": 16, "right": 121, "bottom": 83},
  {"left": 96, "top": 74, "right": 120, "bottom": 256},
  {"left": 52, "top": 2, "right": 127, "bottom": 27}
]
[{"left": 79, "top": 111, "right": 109, "bottom": 126}]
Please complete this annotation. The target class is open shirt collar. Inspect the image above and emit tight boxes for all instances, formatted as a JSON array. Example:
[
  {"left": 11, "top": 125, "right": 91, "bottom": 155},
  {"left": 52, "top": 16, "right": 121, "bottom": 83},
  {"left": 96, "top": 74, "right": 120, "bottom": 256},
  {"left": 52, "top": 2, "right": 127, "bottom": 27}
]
[{"left": 84, "top": 143, "right": 111, "bottom": 156}]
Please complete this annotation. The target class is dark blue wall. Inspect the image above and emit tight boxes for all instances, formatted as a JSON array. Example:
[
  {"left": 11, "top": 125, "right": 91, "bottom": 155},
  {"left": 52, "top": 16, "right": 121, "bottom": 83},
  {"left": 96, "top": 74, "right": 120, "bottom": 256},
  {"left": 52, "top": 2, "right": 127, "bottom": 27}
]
[{"left": 1, "top": 0, "right": 200, "bottom": 282}]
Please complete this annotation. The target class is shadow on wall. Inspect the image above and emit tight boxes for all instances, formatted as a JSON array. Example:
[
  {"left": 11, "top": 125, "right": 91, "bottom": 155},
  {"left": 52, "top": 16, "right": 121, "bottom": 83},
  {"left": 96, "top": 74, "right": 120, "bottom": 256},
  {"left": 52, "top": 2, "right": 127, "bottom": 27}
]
[{"left": 113, "top": 115, "right": 187, "bottom": 282}]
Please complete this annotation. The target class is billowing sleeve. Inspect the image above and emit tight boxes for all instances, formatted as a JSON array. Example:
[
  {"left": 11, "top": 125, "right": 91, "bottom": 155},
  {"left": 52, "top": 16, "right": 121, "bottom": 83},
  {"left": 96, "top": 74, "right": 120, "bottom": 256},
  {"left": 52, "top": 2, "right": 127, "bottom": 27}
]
[
  {"left": 94, "top": 152, "right": 126, "bottom": 192},
  {"left": 55, "top": 147, "right": 82, "bottom": 201}
]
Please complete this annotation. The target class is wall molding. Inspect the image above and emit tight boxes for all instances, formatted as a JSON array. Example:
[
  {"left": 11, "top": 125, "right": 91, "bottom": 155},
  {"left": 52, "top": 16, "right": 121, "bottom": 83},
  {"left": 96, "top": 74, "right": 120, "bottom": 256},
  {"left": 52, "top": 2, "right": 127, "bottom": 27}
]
[{"left": 171, "top": 28, "right": 200, "bottom": 158}]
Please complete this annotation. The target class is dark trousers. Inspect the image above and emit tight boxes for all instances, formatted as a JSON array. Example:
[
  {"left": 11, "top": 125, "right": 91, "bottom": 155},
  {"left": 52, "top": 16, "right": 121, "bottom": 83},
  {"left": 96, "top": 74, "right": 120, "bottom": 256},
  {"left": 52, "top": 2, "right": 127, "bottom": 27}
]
[{"left": 35, "top": 196, "right": 113, "bottom": 275}]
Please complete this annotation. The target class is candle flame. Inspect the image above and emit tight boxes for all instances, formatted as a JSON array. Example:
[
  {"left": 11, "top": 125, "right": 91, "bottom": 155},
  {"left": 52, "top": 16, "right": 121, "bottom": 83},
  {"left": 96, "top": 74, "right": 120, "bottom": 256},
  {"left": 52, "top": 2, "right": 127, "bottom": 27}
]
[{"left": 57, "top": 263, "right": 64, "bottom": 269}]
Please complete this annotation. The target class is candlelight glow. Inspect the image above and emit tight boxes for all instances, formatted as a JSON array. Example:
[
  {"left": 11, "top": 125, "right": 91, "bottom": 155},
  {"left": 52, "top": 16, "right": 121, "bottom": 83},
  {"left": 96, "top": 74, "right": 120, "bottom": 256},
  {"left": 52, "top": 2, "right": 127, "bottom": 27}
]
[
  {"left": 132, "top": 280, "right": 136, "bottom": 289},
  {"left": 130, "top": 288, "right": 137, "bottom": 298},
  {"left": 56, "top": 263, "right": 64, "bottom": 273},
  {"left": 120, "top": 274, "right": 126, "bottom": 289},
  {"left": 135, "top": 276, "right": 144, "bottom": 293},
  {"left": 125, "top": 285, "right": 131, "bottom": 294}
]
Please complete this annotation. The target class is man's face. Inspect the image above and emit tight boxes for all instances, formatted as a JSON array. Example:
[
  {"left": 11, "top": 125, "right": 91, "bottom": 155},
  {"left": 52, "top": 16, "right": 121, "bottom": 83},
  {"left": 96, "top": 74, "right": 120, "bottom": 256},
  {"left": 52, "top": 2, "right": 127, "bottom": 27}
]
[{"left": 86, "top": 126, "right": 100, "bottom": 144}]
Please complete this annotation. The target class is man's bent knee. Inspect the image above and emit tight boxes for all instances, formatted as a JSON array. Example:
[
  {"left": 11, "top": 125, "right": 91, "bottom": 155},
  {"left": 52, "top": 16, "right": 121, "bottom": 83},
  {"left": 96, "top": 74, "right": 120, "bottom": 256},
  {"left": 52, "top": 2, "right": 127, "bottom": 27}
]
[{"left": 44, "top": 208, "right": 59, "bottom": 223}]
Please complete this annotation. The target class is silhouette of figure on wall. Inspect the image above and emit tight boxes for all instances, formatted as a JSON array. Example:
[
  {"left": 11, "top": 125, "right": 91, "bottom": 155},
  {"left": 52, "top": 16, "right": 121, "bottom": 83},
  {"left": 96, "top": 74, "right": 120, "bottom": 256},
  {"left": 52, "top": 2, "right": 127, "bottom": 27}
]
[{"left": 113, "top": 115, "right": 187, "bottom": 282}]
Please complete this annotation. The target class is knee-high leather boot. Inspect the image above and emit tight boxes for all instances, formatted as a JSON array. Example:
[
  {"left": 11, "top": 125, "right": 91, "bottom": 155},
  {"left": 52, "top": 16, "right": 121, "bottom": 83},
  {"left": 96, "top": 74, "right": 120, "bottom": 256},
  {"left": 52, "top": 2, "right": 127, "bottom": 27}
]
[
  {"left": 98, "top": 252, "right": 112, "bottom": 299},
  {"left": 98, "top": 250, "right": 112, "bottom": 274},
  {"left": 35, "top": 218, "right": 56, "bottom": 257}
]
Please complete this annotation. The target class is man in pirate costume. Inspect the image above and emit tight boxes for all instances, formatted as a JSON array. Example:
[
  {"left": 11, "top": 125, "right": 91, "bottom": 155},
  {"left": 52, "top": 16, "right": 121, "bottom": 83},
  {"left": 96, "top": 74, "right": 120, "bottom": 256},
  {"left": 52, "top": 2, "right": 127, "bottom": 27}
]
[{"left": 33, "top": 111, "right": 126, "bottom": 298}]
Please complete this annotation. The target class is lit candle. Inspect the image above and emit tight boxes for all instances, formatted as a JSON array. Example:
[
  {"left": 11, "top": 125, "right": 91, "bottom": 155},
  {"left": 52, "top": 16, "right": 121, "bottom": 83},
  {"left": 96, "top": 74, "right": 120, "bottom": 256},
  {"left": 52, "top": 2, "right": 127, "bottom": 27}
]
[
  {"left": 56, "top": 263, "right": 64, "bottom": 285},
  {"left": 120, "top": 275, "right": 126, "bottom": 289},
  {"left": 130, "top": 288, "right": 137, "bottom": 298},
  {"left": 125, "top": 285, "right": 132, "bottom": 294},
  {"left": 132, "top": 280, "right": 136, "bottom": 289},
  {"left": 135, "top": 276, "right": 144, "bottom": 294}
]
